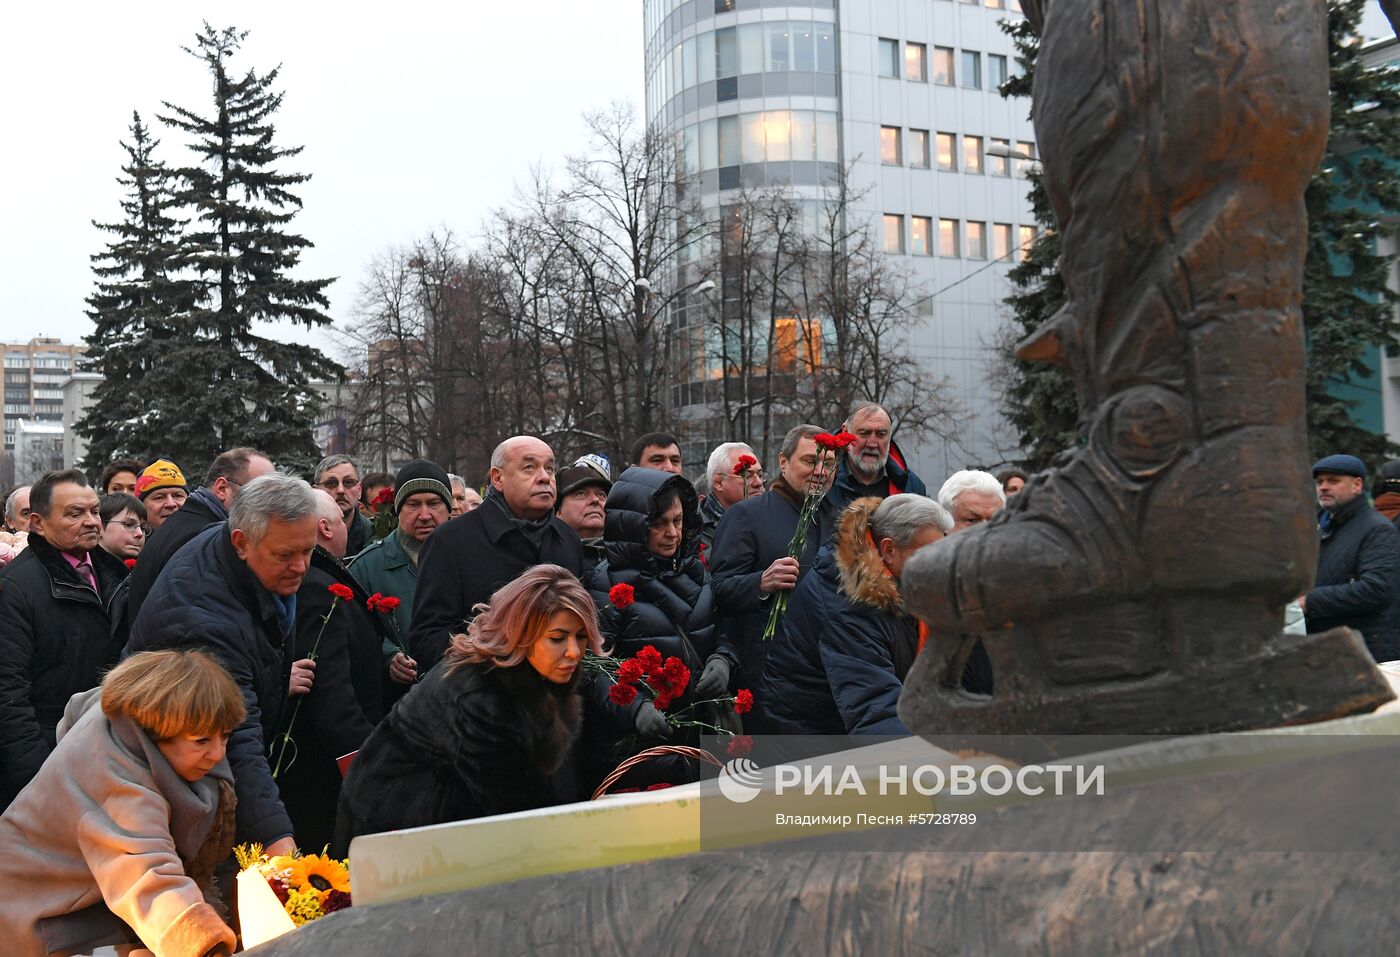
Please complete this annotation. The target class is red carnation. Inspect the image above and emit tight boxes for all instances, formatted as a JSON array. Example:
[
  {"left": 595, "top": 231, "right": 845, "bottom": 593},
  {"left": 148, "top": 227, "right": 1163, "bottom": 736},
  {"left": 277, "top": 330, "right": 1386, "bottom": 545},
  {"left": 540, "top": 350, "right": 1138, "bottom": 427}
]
[
  {"left": 372, "top": 487, "right": 394, "bottom": 507},
  {"left": 645, "top": 782, "right": 674, "bottom": 791},
  {"left": 660, "top": 657, "right": 690, "bottom": 694},
  {"left": 323, "top": 889, "right": 352, "bottom": 913},
  {"left": 726, "top": 734, "right": 753, "bottom": 757},
  {"left": 328, "top": 583, "right": 355, "bottom": 601},
  {"left": 832, "top": 430, "right": 858, "bottom": 448},
  {"left": 618, "top": 658, "right": 646, "bottom": 684},
  {"left": 609, "top": 583, "right": 636, "bottom": 610},
  {"left": 732, "top": 453, "right": 758, "bottom": 475},
  {"left": 734, "top": 689, "right": 754, "bottom": 715},
  {"left": 636, "top": 645, "right": 663, "bottom": 674},
  {"left": 813, "top": 432, "right": 840, "bottom": 450},
  {"left": 653, "top": 690, "right": 675, "bottom": 711},
  {"left": 378, "top": 596, "right": 400, "bottom": 611},
  {"left": 123, "top": 558, "right": 137, "bottom": 569},
  {"left": 608, "top": 682, "right": 639, "bottom": 706},
  {"left": 268, "top": 877, "right": 290, "bottom": 905}
]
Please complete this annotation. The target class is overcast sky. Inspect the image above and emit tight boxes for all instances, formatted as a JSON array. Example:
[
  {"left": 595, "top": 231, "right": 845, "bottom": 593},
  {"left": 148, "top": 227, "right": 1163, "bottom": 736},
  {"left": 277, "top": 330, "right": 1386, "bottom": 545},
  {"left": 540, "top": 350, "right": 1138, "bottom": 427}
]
[
  {"left": 0, "top": 1, "right": 645, "bottom": 362},
  {"left": 1, "top": 4, "right": 1394, "bottom": 362}
]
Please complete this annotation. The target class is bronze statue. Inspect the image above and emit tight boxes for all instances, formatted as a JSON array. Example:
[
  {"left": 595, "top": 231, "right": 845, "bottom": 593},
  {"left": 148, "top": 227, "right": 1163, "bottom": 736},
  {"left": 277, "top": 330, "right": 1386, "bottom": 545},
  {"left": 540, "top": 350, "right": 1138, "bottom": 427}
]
[{"left": 901, "top": 0, "right": 1395, "bottom": 734}]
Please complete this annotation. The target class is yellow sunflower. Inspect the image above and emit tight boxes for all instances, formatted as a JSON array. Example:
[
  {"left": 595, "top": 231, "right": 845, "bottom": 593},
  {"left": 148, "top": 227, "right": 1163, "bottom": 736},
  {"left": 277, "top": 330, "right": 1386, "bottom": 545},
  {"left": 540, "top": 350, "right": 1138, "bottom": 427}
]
[{"left": 283, "top": 854, "right": 351, "bottom": 902}]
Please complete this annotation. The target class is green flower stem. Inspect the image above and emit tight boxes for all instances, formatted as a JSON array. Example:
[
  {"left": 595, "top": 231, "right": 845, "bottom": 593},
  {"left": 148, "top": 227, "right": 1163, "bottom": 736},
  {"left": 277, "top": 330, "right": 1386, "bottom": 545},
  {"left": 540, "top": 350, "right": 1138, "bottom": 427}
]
[{"left": 271, "top": 597, "right": 342, "bottom": 780}]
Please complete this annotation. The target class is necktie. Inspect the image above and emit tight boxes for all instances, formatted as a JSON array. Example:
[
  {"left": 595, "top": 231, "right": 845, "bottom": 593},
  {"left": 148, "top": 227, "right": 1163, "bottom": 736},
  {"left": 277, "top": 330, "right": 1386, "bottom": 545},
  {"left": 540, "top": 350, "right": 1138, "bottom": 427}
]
[{"left": 74, "top": 557, "right": 97, "bottom": 593}]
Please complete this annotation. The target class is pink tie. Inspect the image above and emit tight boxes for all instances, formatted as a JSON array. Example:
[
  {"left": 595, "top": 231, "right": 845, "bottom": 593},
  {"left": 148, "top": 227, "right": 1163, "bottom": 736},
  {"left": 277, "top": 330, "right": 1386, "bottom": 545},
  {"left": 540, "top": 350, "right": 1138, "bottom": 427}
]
[{"left": 74, "top": 558, "right": 97, "bottom": 593}]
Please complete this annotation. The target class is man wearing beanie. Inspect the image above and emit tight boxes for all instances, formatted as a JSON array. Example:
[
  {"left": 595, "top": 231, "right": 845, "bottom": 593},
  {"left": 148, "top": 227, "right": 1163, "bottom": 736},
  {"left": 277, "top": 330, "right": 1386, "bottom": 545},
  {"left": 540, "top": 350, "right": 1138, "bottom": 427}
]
[
  {"left": 349, "top": 460, "right": 453, "bottom": 688},
  {"left": 133, "top": 458, "right": 188, "bottom": 532},
  {"left": 408, "top": 437, "right": 584, "bottom": 672},
  {"left": 1301, "top": 454, "right": 1400, "bottom": 662},
  {"left": 555, "top": 460, "right": 613, "bottom": 579}
]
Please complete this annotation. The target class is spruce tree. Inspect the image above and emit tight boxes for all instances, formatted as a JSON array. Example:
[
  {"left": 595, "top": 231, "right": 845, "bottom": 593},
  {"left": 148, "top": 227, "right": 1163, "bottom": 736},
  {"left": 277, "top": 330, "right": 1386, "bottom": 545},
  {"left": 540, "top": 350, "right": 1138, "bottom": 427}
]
[
  {"left": 79, "top": 112, "right": 200, "bottom": 473},
  {"left": 1302, "top": 0, "right": 1400, "bottom": 465},
  {"left": 997, "top": 1, "right": 1400, "bottom": 470},
  {"left": 158, "top": 23, "right": 339, "bottom": 471},
  {"left": 996, "top": 19, "right": 1078, "bottom": 471}
]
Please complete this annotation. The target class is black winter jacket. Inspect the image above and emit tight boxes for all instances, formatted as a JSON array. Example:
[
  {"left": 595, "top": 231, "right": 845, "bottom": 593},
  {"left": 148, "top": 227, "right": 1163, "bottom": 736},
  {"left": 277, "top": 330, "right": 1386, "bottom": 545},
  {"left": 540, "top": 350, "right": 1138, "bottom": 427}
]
[
  {"left": 589, "top": 467, "right": 732, "bottom": 685},
  {"left": 345, "top": 509, "right": 373, "bottom": 559},
  {"left": 335, "top": 659, "right": 583, "bottom": 851},
  {"left": 823, "top": 440, "right": 928, "bottom": 519},
  {"left": 757, "top": 498, "right": 918, "bottom": 736},
  {"left": 124, "top": 487, "right": 225, "bottom": 624},
  {"left": 1306, "top": 495, "right": 1400, "bottom": 662},
  {"left": 125, "top": 523, "right": 297, "bottom": 846},
  {"left": 408, "top": 495, "right": 585, "bottom": 670},
  {"left": 709, "top": 481, "right": 833, "bottom": 690},
  {"left": 0, "top": 534, "right": 129, "bottom": 808},
  {"left": 275, "top": 556, "right": 383, "bottom": 853}
]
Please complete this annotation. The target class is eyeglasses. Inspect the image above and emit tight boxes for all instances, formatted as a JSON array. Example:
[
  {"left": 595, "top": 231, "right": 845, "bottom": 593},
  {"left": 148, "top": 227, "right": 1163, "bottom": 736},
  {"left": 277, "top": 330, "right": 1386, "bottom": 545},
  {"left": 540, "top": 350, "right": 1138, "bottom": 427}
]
[
  {"left": 319, "top": 477, "right": 360, "bottom": 491},
  {"left": 113, "top": 519, "right": 145, "bottom": 534}
]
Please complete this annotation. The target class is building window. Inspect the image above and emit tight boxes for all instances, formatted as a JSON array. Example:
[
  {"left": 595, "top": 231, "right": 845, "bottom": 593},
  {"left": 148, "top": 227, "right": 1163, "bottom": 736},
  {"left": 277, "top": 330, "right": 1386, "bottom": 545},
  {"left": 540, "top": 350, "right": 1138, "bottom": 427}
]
[
  {"left": 911, "top": 216, "right": 932, "bottom": 256},
  {"left": 909, "top": 128, "right": 930, "bottom": 168},
  {"left": 1016, "top": 140, "right": 1037, "bottom": 176},
  {"left": 1018, "top": 225, "right": 1038, "bottom": 260},
  {"left": 964, "top": 134, "right": 984, "bottom": 174},
  {"left": 939, "top": 219, "right": 960, "bottom": 257},
  {"left": 878, "top": 38, "right": 899, "bottom": 78},
  {"left": 987, "top": 0, "right": 1006, "bottom": 8},
  {"left": 718, "top": 115, "right": 740, "bottom": 167},
  {"left": 993, "top": 222, "right": 1013, "bottom": 260},
  {"left": 766, "top": 23, "right": 791, "bottom": 72},
  {"left": 989, "top": 137, "right": 1012, "bottom": 176},
  {"left": 881, "top": 126, "right": 902, "bottom": 165},
  {"left": 961, "top": 51, "right": 981, "bottom": 89},
  {"left": 717, "top": 27, "right": 738, "bottom": 78},
  {"left": 933, "top": 46, "right": 955, "bottom": 85},
  {"left": 967, "top": 221, "right": 988, "bottom": 259},
  {"left": 816, "top": 24, "right": 837, "bottom": 72},
  {"left": 936, "top": 132, "right": 957, "bottom": 171},
  {"left": 883, "top": 214, "right": 905, "bottom": 254},
  {"left": 989, "top": 53, "right": 1009, "bottom": 90},
  {"left": 905, "top": 42, "right": 927, "bottom": 82}
]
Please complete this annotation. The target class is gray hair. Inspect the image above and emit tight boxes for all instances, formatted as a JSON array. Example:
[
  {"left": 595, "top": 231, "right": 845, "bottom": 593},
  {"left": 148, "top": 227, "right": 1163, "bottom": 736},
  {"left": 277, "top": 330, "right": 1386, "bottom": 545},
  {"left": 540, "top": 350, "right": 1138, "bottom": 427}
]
[
  {"left": 846, "top": 401, "right": 889, "bottom": 427},
  {"left": 870, "top": 493, "right": 952, "bottom": 543},
  {"left": 780, "top": 424, "right": 825, "bottom": 459},
  {"left": 313, "top": 453, "right": 359, "bottom": 484},
  {"left": 228, "top": 473, "right": 318, "bottom": 543},
  {"left": 937, "top": 470, "right": 1006, "bottom": 513},
  {"left": 706, "top": 442, "right": 755, "bottom": 488},
  {"left": 4, "top": 485, "right": 29, "bottom": 524},
  {"left": 447, "top": 473, "right": 467, "bottom": 492}
]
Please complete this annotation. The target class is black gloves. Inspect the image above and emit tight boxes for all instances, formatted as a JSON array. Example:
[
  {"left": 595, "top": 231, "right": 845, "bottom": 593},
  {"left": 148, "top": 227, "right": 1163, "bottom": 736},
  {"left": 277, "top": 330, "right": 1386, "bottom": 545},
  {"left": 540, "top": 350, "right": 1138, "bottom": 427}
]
[
  {"left": 635, "top": 701, "right": 673, "bottom": 739},
  {"left": 694, "top": 655, "right": 732, "bottom": 699}
]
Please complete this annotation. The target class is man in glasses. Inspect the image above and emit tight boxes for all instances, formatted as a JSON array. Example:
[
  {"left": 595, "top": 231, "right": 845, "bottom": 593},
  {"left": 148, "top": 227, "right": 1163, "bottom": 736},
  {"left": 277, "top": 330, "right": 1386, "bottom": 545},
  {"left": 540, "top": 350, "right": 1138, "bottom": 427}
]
[
  {"left": 314, "top": 454, "right": 371, "bottom": 559},
  {"left": 126, "top": 447, "right": 274, "bottom": 623},
  {"left": 699, "top": 442, "right": 764, "bottom": 554}
]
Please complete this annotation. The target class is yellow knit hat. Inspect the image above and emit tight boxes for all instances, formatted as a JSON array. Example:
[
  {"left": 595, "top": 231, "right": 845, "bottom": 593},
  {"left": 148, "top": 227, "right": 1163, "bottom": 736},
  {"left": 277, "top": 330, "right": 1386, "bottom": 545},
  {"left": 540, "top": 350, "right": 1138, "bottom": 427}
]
[{"left": 135, "top": 458, "right": 187, "bottom": 499}]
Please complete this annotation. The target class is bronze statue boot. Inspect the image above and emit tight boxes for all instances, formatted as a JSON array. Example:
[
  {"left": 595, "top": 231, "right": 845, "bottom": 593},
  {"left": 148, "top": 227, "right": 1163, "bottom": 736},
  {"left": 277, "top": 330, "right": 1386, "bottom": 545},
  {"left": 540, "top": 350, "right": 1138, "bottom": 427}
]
[{"left": 899, "top": 0, "right": 1394, "bottom": 735}]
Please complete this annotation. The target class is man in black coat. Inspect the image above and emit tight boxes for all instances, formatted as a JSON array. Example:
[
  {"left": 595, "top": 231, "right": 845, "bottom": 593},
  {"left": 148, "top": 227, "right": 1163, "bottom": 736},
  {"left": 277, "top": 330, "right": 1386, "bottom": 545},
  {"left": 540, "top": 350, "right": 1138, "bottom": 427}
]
[
  {"left": 710, "top": 424, "right": 835, "bottom": 692},
  {"left": 408, "top": 437, "right": 585, "bottom": 672},
  {"left": 758, "top": 494, "right": 950, "bottom": 735},
  {"left": 125, "top": 447, "right": 273, "bottom": 622},
  {"left": 1303, "top": 454, "right": 1400, "bottom": 662},
  {"left": 0, "top": 469, "right": 128, "bottom": 809},
  {"left": 126, "top": 473, "right": 323, "bottom": 855},
  {"left": 313, "top": 453, "right": 373, "bottom": 559}
]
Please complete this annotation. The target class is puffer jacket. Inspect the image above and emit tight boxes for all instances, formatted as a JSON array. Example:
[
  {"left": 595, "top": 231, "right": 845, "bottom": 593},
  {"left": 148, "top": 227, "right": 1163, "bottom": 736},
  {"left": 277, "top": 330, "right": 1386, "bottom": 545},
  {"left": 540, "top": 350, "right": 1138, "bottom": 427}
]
[
  {"left": 757, "top": 497, "right": 921, "bottom": 736},
  {"left": 588, "top": 467, "right": 734, "bottom": 695}
]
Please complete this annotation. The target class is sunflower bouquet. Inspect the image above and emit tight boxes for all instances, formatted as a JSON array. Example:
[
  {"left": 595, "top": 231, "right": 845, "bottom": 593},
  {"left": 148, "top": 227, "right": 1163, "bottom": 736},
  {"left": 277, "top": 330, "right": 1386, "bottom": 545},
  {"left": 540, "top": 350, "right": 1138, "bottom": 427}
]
[{"left": 234, "top": 844, "right": 351, "bottom": 945}]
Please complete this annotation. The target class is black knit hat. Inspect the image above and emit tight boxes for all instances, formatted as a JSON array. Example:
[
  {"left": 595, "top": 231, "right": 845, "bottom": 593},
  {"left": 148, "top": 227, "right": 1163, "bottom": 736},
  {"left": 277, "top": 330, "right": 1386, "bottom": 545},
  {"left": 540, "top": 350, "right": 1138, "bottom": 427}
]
[{"left": 394, "top": 459, "right": 452, "bottom": 512}]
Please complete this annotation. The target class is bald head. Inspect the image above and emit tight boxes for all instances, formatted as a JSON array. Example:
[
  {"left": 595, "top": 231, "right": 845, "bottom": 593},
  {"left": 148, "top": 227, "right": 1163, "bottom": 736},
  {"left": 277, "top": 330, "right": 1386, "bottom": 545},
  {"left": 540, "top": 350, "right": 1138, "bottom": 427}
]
[
  {"left": 489, "top": 435, "right": 557, "bottom": 520},
  {"left": 312, "top": 487, "right": 349, "bottom": 559}
]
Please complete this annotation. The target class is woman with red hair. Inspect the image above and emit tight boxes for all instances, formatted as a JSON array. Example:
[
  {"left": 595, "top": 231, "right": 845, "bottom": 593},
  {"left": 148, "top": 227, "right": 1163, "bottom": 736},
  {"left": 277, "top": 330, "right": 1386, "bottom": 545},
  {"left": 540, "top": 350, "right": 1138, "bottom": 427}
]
[{"left": 335, "top": 564, "right": 602, "bottom": 847}]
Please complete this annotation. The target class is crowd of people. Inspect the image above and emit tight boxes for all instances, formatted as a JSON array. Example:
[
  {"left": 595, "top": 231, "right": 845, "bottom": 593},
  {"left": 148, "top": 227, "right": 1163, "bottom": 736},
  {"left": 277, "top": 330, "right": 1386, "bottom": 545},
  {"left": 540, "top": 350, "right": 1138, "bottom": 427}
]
[{"left": 0, "top": 400, "right": 1396, "bottom": 954}]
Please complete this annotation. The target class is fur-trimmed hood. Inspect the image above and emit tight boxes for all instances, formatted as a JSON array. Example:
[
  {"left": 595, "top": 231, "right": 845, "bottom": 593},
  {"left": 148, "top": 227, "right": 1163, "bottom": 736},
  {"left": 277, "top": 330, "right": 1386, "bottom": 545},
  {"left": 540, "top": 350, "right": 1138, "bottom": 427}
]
[{"left": 833, "top": 496, "right": 902, "bottom": 615}]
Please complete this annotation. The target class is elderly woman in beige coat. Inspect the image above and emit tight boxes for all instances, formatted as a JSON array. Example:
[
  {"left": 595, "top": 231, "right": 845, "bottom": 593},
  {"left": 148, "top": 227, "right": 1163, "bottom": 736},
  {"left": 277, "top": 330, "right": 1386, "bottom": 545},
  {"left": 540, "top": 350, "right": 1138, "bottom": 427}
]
[{"left": 0, "top": 649, "right": 244, "bottom": 957}]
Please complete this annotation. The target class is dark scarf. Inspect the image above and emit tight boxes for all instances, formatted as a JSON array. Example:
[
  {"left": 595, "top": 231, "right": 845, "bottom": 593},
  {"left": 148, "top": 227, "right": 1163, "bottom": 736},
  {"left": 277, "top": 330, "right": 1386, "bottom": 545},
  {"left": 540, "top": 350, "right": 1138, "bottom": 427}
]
[
  {"left": 189, "top": 486, "right": 229, "bottom": 521},
  {"left": 485, "top": 486, "right": 554, "bottom": 551},
  {"left": 770, "top": 474, "right": 808, "bottom": 509}
]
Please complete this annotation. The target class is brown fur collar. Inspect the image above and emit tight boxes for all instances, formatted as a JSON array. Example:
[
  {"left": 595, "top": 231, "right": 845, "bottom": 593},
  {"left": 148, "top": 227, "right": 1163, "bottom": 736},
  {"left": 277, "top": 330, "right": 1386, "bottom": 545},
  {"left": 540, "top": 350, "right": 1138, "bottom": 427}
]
[{"left": 834, "top": 497, "right": 902, "bottom": 615}]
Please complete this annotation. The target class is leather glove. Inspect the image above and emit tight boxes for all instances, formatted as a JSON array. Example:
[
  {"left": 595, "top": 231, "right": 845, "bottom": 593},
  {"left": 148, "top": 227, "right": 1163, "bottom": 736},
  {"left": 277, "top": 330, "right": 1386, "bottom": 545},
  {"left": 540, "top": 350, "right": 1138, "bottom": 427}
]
[
  {"left": 694, "top": 655, "right": 732, "bottom": 699},
  {"left": 635, "top": 701, "right": 673, "bottom": 739}
]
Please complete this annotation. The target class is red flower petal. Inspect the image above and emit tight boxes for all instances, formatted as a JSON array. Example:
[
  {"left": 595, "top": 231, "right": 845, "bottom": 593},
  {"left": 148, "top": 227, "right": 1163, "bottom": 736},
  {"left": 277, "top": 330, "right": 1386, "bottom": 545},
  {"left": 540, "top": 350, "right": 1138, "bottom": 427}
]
[
  {"left": 123, "top": 558, "right": 137, "bottom": 569},
  {"left": 726, "top": 734, "right": 753, "bottom": 757},
  {"left": 328, "top": 583, "right": 355, "bottom": 601},
  {"left": 608, "top": 682, "right": 639, "bottom": 706},
  {"left": 734, "top": 689, "right": 754, "bottom": 715},
  {"left": 608, "top": 583, "right": 636, "bottom": 610}
]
